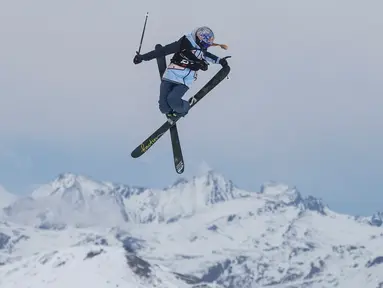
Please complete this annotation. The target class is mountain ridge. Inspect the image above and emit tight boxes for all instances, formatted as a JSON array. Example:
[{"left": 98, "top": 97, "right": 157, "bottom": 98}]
[
  {"left": 1, "top": 170, "right": 333, "bottom": 228},
  {"left": 1, "top": 170, "right": 381, "bottom": 228}
]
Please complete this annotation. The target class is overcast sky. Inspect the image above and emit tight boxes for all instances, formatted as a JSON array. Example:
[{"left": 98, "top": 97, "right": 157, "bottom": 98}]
[{"left": 0, "top": 0, "right": 382, "bottom": 216}]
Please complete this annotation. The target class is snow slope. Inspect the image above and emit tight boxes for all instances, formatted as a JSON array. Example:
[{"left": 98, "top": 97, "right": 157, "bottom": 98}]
[
  {"left": 128, "top": 192, "right": 383, "bottom": 287},
  {"left": 0, "top": 222, "right": 220, "bottom": 288},
  {"left": 0, "top": 245, "right": 196, "bottom": 288},
  {"left": 1, "top": 171, "right": 383, "bottom": 288}
]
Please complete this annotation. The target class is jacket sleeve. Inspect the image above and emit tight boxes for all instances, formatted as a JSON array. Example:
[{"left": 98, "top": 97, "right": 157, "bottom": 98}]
[
  {"left": 140, "top": 37, "right": 183, "bottom": 61},
  {"left": 204, "top": 51, "right": 221, "bottom": 64}
]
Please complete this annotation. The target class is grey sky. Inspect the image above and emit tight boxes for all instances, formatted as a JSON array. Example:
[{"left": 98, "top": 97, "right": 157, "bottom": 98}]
[{"left": 0, "top": 0, "right": 382, "bottom": 215}]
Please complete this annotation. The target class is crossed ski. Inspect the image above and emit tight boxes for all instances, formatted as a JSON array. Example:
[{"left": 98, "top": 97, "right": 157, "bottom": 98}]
[
  {"left": 131, "top": 45, "right": 231, "bottom": 174},
  {"left": 155, "top": 44, "right": 184, "bottom": 174}
]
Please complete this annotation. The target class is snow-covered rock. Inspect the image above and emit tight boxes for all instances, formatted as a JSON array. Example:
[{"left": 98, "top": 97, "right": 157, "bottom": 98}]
[
  {"left": 259, "top": 181, "right": 328, "bottom": 215},
  {"left": 353, "top": 211, "right": 383, "bottom": 228},
  {"left": 370, "top": 212, "right": 383, "bottom": 227}
]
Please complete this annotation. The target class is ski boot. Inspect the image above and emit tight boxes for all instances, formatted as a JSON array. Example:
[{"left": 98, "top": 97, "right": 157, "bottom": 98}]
[{"left": 166, "top": 111, "right": 179, "bottom": 125}]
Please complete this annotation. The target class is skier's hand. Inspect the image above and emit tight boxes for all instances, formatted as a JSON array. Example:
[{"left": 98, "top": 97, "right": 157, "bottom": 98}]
[
  {"left": 133, "top": 52, "right": 144, "bottom": 64},
  {"left": 199, "top": 60, "right": 208, "bottom": 71},
  {"left": 219, "top": 56, "right": 231, "bottom": 67}
]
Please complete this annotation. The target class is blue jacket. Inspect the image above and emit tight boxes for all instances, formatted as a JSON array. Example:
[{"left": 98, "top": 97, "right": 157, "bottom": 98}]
[{"left": 140, "top": 29, "right": 221, "bottom": 88}]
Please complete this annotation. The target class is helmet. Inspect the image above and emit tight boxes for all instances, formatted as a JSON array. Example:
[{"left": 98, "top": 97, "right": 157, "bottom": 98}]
[{"left": 195, "top": 26, "right": 214, "bottom": 49}]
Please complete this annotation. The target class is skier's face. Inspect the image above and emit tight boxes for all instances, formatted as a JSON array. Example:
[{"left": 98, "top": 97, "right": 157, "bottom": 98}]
[{"left": 200, "top": 36, "right": 214, "bottom": 49}]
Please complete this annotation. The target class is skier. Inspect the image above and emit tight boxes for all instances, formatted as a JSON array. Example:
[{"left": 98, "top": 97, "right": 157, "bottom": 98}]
[{"left": 133, "top": 26, "right": 230, "bottom": 122}]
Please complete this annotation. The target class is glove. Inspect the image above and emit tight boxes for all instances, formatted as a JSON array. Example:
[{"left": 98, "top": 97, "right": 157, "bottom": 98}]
[
  {"left": 219, "top": 56, "right": 231, "bottom": 67},
  {"left": 133, "top": 52, "right": 144, "bottom": 64},
  {"left": 199, "top": 60, "right": 208, "bottom": 71}
]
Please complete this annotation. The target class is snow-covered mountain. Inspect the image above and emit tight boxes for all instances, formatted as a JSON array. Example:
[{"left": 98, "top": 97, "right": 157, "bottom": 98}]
[
  {"left": 1, "top": 170, "right": 383, "bottom": 288},
  {"left": 0, "top": 185, "right": 17, "bottom": 209},
  {"left": 3, "top": 173, "right": 131, "bottom": 228},
  {"left": 2, "top": 171, "right": 250, "bottom": 227},
  {"left": 124, "top": 171, "right": 251, "bottom": 224}
]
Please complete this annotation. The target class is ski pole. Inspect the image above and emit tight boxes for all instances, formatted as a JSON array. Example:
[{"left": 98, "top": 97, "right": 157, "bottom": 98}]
[{"left": 137, "top": 12, "right": 149, "bottom": 54}]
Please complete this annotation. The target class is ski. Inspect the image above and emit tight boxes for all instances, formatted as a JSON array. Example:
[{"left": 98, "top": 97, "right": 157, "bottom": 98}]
[
  {"left": 169, "top": 125, "right": 184, "bottom": 173},
  {"left": 131, "top": 63, "right": 231, "bottom": 159},
  {"left": 155, "top": 44, "right": 185, "bottom": 174}
]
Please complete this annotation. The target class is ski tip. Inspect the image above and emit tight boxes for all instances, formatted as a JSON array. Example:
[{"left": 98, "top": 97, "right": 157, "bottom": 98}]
[
  {"left": 175, "top": 160, "right": 185, "bottom": 174},
  {"left": 131, "top": 147, "right": 144, "bottom": 158},
  {"left": 131, "top": 151, "right": 140, "bottom": 158}
]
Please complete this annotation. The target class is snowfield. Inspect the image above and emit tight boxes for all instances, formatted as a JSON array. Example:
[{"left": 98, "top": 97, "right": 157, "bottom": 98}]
[
  {"left": 0, "top": 245, "right": 194, "bottom": 288},
  {"left": 1, "top": 171, "right": 382, "bottom": 287}
]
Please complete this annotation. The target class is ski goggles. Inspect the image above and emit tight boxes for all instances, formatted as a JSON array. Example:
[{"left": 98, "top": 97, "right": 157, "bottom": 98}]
[
  {"left": 199, "top": 39, "right": 213, "bottom": 49},
  {"left": 197, "top": 31, "right": 214, "bottom": 49}
]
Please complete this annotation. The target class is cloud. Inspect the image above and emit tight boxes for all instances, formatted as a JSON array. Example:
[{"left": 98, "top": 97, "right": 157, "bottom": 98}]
[{"left": 196, "top": 161, "right": 214, "bottom": 176}]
